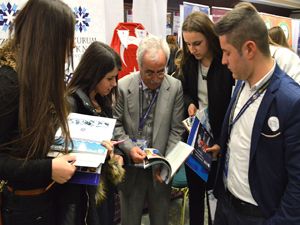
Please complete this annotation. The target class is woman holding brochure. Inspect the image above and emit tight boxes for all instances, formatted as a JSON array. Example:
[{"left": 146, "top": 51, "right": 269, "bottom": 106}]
[
  {"left": 179, "top": 12, "right": 234, "bottom": 225},
  {"left": 58, "top": 41, "right": 125, "bottom": 225},
  {"left": 0, "top": 0, "right": 76, "bottom": 224}
]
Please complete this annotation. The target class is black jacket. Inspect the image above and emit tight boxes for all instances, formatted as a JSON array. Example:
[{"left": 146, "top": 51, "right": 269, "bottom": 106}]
[
  {"left": 0, "top": 65, "right": 52, "bottom": 189},
  {"left": 180, "top": 54, "right": 234, "bottom": 144},
  {"left": 57, "top": 89, "right": 125, "bottom": 225}
]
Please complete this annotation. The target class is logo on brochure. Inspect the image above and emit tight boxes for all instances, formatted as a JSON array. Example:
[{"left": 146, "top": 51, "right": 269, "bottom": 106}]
[
  {"left": 0, "top": 2, "right": 18, "bottom": 31},
  {"left": 74, "top": 6, "right": 91, "bottom": 33}
]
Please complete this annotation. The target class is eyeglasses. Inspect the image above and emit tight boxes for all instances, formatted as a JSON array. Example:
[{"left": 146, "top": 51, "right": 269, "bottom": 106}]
[{"left": 144, "top": 69, "right": 165, "bottom": 78}]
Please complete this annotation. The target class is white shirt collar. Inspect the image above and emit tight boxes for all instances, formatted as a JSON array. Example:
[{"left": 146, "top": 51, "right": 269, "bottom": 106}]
[{"left": 245, "top": 60, "right": 276, "bottom": 92}]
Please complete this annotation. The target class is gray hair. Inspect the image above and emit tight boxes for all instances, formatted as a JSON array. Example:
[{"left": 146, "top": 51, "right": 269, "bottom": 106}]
[{"left": 137, "top": 35, "right": 170, "bottom": 68}]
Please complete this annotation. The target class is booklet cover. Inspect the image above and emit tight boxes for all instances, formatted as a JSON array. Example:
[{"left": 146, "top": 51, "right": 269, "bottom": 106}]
[
  {"left": 48, "top": 113, "right": 116, "bottom": 185},
  {"left": 50, "top": 139, "right": 108, "bottom": 168},
  {"left": 68, "top": 165, "right": 102, "bottom": 186},
  {"left": 182, "top": 116, "right": 195, "bottom": 132},
  {"left": 135, "top": 141, "right": 194, "bottom": 184},
  {"left": 186, "top": 108, "right": 214, "bottom": 182}
]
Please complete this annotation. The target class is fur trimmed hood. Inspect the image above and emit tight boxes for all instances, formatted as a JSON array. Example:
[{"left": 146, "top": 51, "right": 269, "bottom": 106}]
[
  {"left": 95, "top": 156, "right": 125, "bottom": 204},
  {"left": 0, "top": 40, "right": 17, "bottom": 70}
]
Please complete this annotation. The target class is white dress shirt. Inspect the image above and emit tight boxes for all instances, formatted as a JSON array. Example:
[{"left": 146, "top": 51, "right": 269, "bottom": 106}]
[{"left": 227, "top": 62, "right": 276, "bottom": 205}]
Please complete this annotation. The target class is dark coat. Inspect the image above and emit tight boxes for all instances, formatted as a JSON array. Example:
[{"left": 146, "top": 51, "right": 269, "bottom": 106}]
[
  {"left": 215, "top": 65, "right": 300, "bottom": 224},
  {"left": 180, "top": 54, "right": 234, "bottom": 143}
]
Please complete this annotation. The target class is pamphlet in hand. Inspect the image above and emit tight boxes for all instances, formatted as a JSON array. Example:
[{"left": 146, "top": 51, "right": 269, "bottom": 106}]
[
  {"left": 135, "top": 141, "right": 194, "bottom": 184},
  {"left": 186, "top": 108, "right": 214, "bottom": 182},
  {"left": 48, "top": 113, "right": 116, "bottom": 185},
  {"left": 68, "top": 164, "right": 103, "bottom": 186},
  {"left": 182, "top": 116, "right": 195, "bottom": 132}
]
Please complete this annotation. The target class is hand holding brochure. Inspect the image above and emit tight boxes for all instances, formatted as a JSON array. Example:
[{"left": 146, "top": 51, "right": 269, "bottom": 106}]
[
  {"left": 182, "top": 116, "right": 195, "bottom": 132},
  {"left": 48, "top": 113, "right": 116, "bottom": 185},
  {"left": 186, "top": 108, "right": 214, "bottom": 182},
  {"left": 135, "top": 141, "right": 194, "bottom": 184}
]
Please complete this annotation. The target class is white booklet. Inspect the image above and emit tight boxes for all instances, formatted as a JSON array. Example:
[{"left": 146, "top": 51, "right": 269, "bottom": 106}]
[
  {"left": 135, "top": 141, "right": 194, "bottom": 184},
  {"left": 49, "top": 113, "right": 116, "bottom": 168}
]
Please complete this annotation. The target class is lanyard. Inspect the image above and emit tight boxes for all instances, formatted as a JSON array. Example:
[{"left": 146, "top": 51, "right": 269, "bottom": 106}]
[
  {"left": 228, "top": 78, "right": 271, "bottom": 136},
  {"left": 139, "top": 84, "right": 159, "bottom": 131}
]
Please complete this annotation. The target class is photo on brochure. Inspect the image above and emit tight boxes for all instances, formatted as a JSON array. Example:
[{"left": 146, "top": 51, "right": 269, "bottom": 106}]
[
  {"left": 192, "top": 122, "right": 214, "bottom": 171},
  {"left": 186, "top": 108, "right": 214, "bottom": 182}
]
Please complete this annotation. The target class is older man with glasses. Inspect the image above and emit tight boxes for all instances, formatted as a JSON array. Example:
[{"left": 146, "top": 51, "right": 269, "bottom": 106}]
[{"left": 113, "top": 35, "right": 185, "bottom": 225}]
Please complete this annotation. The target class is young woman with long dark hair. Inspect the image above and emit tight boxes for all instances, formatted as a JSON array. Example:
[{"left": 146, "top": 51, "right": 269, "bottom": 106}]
[
  {"left": 0, "top": 0, "right": 76, "bottom": 224},
  {"left": 63, "top": 41, "right": 124, "bottom": 225}
]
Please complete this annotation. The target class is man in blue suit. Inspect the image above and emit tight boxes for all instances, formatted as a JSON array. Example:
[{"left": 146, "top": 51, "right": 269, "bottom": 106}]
[{"left": 213, "top": 2, "right": 300, "bottom": 225}]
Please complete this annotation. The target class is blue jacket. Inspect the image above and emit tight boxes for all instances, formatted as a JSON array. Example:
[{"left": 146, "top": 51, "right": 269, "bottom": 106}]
[{"left": 215, "top": 64, "right": 300, "bottom": 225}]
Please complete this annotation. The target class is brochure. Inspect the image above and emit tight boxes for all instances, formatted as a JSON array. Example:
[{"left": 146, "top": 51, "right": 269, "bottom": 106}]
[
  {"left": 186, "top": 108, "right": 214, "bottom": 182},
  {"left": 68, "top": 165, "right": 102, "bottom": 186},
  {"left": 48, "top": 113, "right": 116, "bottom": 185},
  {"left": 182, "top": 116, "right": 195, "bottom": 132},
  {"left": 135, "top": 141, "right": 194, "bottom": 184}
]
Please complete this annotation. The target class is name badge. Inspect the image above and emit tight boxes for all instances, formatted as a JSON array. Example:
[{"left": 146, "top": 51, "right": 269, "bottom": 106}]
[{"left": 132, "top": 138, "right": 148, "bottom": 150}]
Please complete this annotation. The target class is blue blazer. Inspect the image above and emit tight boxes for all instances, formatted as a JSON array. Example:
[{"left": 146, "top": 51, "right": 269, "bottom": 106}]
[{"left": 215, "top": 65, "right": 300, "bottom": 224}]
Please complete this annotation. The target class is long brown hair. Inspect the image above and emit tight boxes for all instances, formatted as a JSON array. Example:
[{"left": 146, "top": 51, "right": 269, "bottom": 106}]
[
  {"left": 67, "top": 41, "right": 121, "bottom": 112},
  {"left": 181, "top": 12, "right": 221, "bottom": 67},
  {"left": 8, "top": 0, "right": 75, "bottom": 159},
  {"left": 268, "top": 26, "right": 290, "bottom": 49}
]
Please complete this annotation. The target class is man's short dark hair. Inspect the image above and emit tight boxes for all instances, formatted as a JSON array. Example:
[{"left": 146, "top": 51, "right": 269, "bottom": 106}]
[{"left": 215, "top": 2, "right": 270, "bottom": 56}]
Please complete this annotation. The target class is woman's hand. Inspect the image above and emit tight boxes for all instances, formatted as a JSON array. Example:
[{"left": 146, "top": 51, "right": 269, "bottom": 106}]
[
  {"left": 205, "top": 144, "right": 221, "bottom": 159},
  {"left": 101, "top": 140, "right": 114, "bottom": 158},
  {"left": 188, "top": 103, "right": 198, "bottom": 117},
  {"left": 52, "top": 154, "right": 76, "bottom": 184},
  {"left": 102, "top": 140, "right": 124, "bottom": 165}
]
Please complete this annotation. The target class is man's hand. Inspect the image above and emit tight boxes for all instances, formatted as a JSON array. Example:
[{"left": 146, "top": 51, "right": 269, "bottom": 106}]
[
  {"left": 52, "top": 154, "right": 76, "bottom": 184},
  {"left": 205, "top": 144, "right": 221, "bottom": 159},
  {"left": 129, "top": 146, "right": 146, "bottom": 164},
  {"left": 188, "top": 103, "right": 198, "bottom": 117}
]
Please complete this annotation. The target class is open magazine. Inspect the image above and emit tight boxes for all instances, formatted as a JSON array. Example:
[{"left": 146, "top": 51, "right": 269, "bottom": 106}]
[
  {"left": 48, "top": 113, "right": 116, "bottom": 185},
  {"left": 186, "top": 108, "right": 214, "bottom": 182},
  {"left": 135, "top": 141, "right": 194, "bottom": 184}
]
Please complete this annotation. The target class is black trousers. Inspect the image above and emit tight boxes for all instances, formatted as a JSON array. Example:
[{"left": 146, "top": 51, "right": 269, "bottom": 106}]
[
  {"left": 55, "top": 184, "right": 99, "bottom": 225},
  {"left": 185, "top": 161, "right": 217, "bottom": 225},
  {"left": 214, "top": 193, "right": 265, "bottom": 225},
  {"left": 1, "top": 188, "right": 55, "bottom": 225},
  {"left": 97, "top": 186, "right": 116, "bottom": 225}
]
